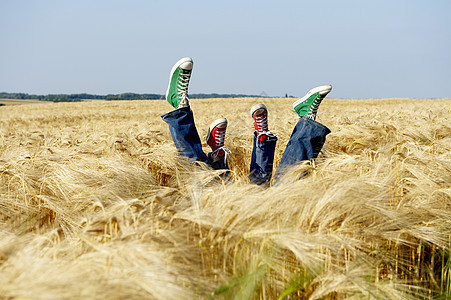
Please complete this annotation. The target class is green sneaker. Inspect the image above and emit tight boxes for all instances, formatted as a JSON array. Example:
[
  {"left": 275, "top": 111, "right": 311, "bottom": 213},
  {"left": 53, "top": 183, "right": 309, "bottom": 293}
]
[
  {"left": 293, "top": 85, "right": 332, "bottom": 120},
  {"left": 165, "top": 57, "right": 193, "bottom": 109}
]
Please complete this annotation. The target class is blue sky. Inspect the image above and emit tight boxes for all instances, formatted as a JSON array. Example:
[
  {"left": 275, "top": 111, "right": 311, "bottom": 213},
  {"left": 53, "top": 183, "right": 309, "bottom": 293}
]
[{"left": 1, "top": 0, "right": 450, "bottom": 98}]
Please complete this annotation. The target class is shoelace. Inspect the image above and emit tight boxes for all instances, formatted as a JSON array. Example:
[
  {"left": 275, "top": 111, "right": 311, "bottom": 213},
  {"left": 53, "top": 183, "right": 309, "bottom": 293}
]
[
  {"left": 212, "top": 145, "right": 231, "bottom": 160},
  {"left": 254, "top": 113, "right": 277, "bottom": 139},
  {"left": 212, "top": 129, "right": 231, "bottom": 159},
  {"left": 214, "top": 129, "right": 226, "bottom": 147},
  {"left": 306, "top": 94, "right": 323, "bottom": 119},
  {"left": 176, "top": 71, "right": 191, "bottom": 104},
  {"left": 254, "top": 113, "right": 268, "bottom": 132},
  {"left": 258, "top": 130, "right": 277, "bottom": 139}
]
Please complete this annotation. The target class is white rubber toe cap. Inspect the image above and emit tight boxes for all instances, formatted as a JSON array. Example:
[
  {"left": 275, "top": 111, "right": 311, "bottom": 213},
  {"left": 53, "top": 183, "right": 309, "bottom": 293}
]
[
  {"left": 250, "top": 103, "right": 267, "bottom": 117},
  {"left": 177, "top": 57, "right": 193, "bottom": 70}
]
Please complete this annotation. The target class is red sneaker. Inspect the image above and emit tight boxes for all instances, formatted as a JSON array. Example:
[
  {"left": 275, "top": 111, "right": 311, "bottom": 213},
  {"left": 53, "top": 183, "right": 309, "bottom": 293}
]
[
  {"left": 250, "top": 104, "right": 270, "bottom": 141},
  {"left": 206, "top": 118, "right": 228, "bottom": 158}
]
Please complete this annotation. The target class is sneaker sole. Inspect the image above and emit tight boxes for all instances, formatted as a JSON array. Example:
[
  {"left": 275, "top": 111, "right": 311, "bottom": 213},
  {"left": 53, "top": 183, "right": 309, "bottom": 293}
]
[
  {"left": 292, "top": 84, "right": 332, "bottom": 109},
  {"left": 250, "top": 103, "right": 267, "bottom": 117},
  {"left": 165, "top": 57, "right": 193, "bottom": 100},
  {"left": 206, "top": 118, "right": 228, "bottom": 142}
]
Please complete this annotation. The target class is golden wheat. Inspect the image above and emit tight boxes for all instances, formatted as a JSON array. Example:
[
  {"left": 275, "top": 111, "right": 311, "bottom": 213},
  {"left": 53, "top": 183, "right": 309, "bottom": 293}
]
[{"left": 0, "top": 98, "right": 450, "bottom": 299}]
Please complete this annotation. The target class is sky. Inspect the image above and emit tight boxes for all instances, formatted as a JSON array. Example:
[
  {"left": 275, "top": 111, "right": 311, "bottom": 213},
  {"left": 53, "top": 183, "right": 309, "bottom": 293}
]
[{"left": 1, "top": 0, "right": 450, "bottom": 98}]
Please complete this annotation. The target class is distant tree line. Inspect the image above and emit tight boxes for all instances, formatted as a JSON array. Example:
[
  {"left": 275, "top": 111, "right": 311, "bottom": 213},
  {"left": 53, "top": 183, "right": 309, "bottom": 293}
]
[
  {"left": 0, "top": 92, "right": 162, "bottom": 102},
  {"left": 189, "top": 93, "right": 261, "bottom": 99},
  {"left": 0, "top": 92, "right": 264, "bottom": 102}
]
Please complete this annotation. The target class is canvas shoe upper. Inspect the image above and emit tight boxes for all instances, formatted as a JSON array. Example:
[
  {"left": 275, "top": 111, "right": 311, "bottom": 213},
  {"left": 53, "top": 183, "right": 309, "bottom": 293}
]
[
  {"left": 165, "top": 57, "right": 193, "bottom": 109},
  {"left": 206, "top": 118, "right": 230, "bottom": 159},
  {"left": 293, "top": 85, "right": 332, "bottom": 120},
  {"left": 250, "top": 104, "right": 276, "bottom": 141},
  {"left": 251, "top": 104, "right": 270, "bottom": 141}
]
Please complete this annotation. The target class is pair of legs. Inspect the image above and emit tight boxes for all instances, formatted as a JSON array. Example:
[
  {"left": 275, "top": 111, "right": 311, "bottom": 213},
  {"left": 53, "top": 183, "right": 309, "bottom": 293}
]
[{"left": 161, "top": 57, "right": 331, "bottom": 186}]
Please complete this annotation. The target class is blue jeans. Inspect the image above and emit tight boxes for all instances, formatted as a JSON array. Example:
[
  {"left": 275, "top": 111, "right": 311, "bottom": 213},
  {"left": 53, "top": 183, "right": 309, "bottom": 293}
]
[
  {"left": 161, "top": 107, "right": 228, "bottom": 170},
  {"left": 249, "top": 132, "right": 278, "bottom": 185},
  {"left": 272, "top": 117, "right": 331, "bottom": 182},
  {"left": 161, "top": 108, "right": 330, "bottom": 184}
]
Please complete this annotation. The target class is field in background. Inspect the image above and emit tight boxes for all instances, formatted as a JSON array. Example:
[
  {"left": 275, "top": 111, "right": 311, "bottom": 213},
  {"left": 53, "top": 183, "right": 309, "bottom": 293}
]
[
  {"left": 0, "top": 98, "right": 49, "bottom": 105},
  {"left": 0, "top": 98, "right": 450, "bottom": 299}
]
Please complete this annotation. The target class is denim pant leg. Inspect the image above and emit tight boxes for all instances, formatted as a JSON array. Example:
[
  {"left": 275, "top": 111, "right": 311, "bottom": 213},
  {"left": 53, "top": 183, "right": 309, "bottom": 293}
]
[
  {"left": 273, "top": 117, "right": 331, "bottom": 181},
  {"left": 161, "top": 107, "right": 229, "bottom": 171},
  {"left": 249, "top": 132, "right": 277, "bottom": 186},
  {"left": 161, "top": 107, "right": 209, "bottom": 163}
]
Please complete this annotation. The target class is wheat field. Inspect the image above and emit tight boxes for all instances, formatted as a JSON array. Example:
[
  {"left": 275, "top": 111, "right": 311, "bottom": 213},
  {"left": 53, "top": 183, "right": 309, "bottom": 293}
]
[{"left": 0, "top": 97, "right": 450, "bottom": 299}]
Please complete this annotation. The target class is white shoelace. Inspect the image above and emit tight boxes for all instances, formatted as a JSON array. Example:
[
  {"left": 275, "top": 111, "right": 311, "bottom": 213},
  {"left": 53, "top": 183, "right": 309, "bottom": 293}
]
[
  {"left": 257, "top": 130, "right": 277, "bottom": 139},
  {"left": 254, "top": 114, "right": 268, "bottom": 132},
  {"left": 176, "top": 71, "right": 191, "bottom": 107},
  {"left": 306, "top": 94, "right": 323, "bottom": 119},
  {"left": 212, "top": 146, "right": 231, "bottom": 160},
  {"left": 212, "top": 129, "right": 231, "bottom": 159},
  {"left": 214, "top": 130, "right": 226, "bottom": 147},
  {"left": 254, "top": 113, "right": 277, "bottom": 139}
]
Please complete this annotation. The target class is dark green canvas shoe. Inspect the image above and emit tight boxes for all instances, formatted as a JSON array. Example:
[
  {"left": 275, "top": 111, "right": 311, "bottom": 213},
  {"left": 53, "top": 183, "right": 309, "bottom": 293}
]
[
  {"left": 165, "top": 57, "right": 193, "bottom": 109},
  {"left": 293, "top": 85, "right": 332, "bottom": 120}
]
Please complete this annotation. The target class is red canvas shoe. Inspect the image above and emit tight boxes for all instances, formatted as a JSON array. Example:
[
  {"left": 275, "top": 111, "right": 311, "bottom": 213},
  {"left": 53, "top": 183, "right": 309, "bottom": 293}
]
[
  {"left": 250, "top": 104, "right": 271, "bottom": 141},
  {"left": 206, "top": 118, "right": 229, "bottom": 159}
]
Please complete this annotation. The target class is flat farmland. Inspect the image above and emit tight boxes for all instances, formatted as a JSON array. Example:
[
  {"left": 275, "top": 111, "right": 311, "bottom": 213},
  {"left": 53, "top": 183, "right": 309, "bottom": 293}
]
[{"left": 0, "top": 99, "right": 49, "bottom": 106}]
